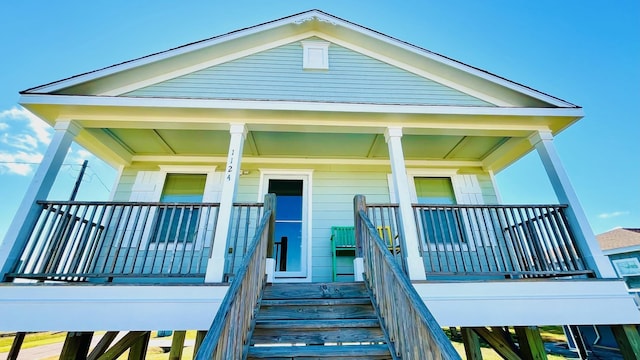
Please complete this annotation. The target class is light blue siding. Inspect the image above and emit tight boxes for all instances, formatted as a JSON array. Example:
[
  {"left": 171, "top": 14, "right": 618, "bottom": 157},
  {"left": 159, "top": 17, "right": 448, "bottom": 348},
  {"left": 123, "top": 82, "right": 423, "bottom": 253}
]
[
  {"left": 477, "top": 173, "right": 499, "bottom": 204},
  {"left": 125, "top": 39, "right": 492, "bottom": 107},
  {"left": 114, "top": 165, "right": 499, "bottom": 282}
]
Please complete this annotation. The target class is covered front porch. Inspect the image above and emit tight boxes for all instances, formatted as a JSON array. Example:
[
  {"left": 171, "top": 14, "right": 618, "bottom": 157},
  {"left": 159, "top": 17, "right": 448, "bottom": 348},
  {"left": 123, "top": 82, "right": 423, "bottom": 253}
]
[{"left": 0, "top": 112, "right": 617, "bottom": 285}]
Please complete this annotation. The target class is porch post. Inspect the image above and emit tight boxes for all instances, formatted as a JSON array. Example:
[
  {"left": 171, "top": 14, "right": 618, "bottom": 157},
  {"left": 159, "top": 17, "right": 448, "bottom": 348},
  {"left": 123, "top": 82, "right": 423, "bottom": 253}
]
[
  {"left": 0, "top": 120, "right": 81, "bottom": 281},
  {"left": 529, "top": 131, "right": 616, "bottom": 278},
  {"left": 205, "top": 123, "right": 247, "bottom": 282},
  {"left": 385, "top": 127, "right": 427, "bottom": 280}
]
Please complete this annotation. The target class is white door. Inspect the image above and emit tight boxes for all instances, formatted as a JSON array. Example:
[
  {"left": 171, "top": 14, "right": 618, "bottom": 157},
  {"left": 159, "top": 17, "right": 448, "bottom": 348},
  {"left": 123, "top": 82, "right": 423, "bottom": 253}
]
[{"left": 260, "top": 172, "right": 311, "bottom": 280}]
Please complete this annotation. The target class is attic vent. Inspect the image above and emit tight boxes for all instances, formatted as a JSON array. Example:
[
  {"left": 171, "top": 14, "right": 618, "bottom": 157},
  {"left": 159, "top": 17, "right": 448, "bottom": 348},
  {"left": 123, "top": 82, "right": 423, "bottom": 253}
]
[{"left": 301, "top": 40, "right": 329, "bottom": 70}]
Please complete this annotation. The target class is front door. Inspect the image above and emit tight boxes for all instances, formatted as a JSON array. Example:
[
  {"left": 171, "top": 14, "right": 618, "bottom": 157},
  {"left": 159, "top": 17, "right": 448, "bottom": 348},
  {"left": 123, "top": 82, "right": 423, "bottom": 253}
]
[{"left": 262, "top": 174, "right": 310, "bottom": 279}]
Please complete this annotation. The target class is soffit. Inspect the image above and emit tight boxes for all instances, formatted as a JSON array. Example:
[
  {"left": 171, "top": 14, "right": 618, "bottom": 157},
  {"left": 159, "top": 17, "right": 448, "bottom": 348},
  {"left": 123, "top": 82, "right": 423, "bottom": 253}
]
[{"left": 88, "top": 127, "right": 509, "bottom": 163}]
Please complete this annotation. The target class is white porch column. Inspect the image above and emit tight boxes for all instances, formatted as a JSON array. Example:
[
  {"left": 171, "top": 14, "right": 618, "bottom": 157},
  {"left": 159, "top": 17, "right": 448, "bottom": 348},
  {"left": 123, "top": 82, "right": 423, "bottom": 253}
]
[
  {"left": 205, "top": 123, "right": 247, "bottom": 282},
  {"left": 529, "top": 131, "right": 616, "bottom": 278},
  {"left": 0, "top": 120, "right": 81, "bottom": 280},
  {"left": 385, "top": 127, "right": 427, "bottom": 280}
]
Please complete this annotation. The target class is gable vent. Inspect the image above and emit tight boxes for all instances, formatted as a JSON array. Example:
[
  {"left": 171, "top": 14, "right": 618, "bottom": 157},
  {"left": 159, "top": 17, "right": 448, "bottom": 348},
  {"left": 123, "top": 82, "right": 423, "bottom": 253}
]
[{"left": 301, "top": 40, "right": 329, "bottom": 70}]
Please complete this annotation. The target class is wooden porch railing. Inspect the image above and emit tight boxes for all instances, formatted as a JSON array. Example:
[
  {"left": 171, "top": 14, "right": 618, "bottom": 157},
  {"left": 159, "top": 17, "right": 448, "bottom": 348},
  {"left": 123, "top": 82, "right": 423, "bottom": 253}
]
[
  {"left": 8, "top": 201, "right": 220, "bottom": 281},
  {"left": 413, "top": 204, "right": 594, "bottom": 278},
  {"left": 355, "top": 195, "right": 461, "bottom": 360},
  {"left": 364, "top": 202, "right": 594, "bottom": 279},
  {"left": 196, "top": 194, "right": 275, "bottom": 360},
  {"left": 366, "top": 203, "right": 407, "bottom": 273},
  {"left": 224, "top": 203, "right": 265, "bottom": 281}
]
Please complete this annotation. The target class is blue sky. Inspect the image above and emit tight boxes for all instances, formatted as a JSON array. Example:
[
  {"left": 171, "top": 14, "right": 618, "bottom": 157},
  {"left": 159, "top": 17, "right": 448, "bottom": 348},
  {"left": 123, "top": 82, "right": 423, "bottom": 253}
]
[{"left": 0, "top": 1, "right": 638, "bottom": 241}]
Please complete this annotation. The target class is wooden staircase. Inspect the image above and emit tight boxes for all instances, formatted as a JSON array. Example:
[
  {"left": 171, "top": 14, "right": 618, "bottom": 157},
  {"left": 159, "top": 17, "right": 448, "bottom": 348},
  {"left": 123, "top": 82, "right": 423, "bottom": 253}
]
[{"left": 247, "top": 282, "right": 393, "bottom": 359}]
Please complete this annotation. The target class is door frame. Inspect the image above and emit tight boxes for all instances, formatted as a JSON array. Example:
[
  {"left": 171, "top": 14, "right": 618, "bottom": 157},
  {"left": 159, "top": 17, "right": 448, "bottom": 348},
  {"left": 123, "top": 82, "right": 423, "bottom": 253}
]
[{"left": 258, "top": 169, "right": 313, "bottom": 282}]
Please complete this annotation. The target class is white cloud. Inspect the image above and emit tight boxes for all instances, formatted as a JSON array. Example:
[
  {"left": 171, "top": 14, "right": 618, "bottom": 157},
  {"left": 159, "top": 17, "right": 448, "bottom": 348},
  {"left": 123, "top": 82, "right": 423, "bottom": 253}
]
[
  {"left": 65, "top": 148, "right": 95, "bottom": 166},
  {"left": 0, "top": 106, "right": 51, "bottom": 145},
  {"left": 598, "top": 211, "right": 630, "bottom": 219},
  {"left": 0, "top": 106, "right": 52, "bottom": 176},
  {"left": 75, "top": 149, "right": 92, "bottom": 162},
  {"left": 0, "top": 151, "right": 44, "bottom": 176},
  {"left": 1, "top": 133, "right": 39, "bottom": 151}
]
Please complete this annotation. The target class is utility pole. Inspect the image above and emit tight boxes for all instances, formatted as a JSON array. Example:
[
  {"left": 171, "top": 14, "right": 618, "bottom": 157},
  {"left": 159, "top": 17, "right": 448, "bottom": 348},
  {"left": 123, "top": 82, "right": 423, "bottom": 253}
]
[{"left": 69, "top": 160, "right": 88, "bottom": 201}]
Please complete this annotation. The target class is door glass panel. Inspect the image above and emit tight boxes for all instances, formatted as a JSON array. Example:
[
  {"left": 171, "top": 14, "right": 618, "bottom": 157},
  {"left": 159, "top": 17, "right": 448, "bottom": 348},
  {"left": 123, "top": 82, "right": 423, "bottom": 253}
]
[
  {"left": 268, "top": 179, "right": 303, "bottom": 272},
  {"left": 154, "top": 174, "right": 206, "bottom": 243}
]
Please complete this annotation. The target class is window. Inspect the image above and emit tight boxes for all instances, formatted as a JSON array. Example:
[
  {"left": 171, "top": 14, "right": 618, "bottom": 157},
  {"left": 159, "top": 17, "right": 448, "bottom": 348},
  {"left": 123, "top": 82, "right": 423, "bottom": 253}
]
[
  {"left": 160, "top": 174, "right": 206, "bottom": 202},
  {"left": 153, "top": 174, "right": 206, "bottom": 244},
  {"left": 415, "top": 177, "right": 465, "bottom": 245},
  {"left": 415, "top": 177, "right": 457, "bottom": 205}
]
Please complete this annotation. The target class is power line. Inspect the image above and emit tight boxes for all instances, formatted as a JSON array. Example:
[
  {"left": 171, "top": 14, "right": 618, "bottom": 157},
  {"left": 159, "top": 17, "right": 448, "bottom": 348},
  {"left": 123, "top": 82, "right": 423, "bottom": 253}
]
[
  {"left": 85, "top": 165, "right": 112, "bottom": 193},
  {"left": 0, "top": 161, "right": 113, "bottom": 194},
  {"left": 0, "top": 161, "right": 79, "bottom": 165}
]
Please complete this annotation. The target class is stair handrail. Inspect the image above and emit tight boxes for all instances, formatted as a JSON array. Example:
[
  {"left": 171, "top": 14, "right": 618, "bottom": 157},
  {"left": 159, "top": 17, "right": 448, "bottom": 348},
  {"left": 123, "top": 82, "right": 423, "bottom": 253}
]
[
  {"left": 355, "top": 197, "right": 461, "bottom": 359},
  {"left": 196, "top": 194, "right": 276, "bottom": 360}
]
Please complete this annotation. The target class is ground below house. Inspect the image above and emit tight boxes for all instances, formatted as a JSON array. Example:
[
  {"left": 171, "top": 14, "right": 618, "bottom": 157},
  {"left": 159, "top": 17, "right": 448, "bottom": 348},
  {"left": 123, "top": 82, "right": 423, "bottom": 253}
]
[{"left": 0, "top": 330, "right": 625, "bottom": 359}]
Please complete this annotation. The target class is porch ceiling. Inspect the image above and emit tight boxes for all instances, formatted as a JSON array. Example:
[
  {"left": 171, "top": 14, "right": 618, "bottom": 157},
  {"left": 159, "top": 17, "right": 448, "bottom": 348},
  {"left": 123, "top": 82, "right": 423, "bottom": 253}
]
[
  {"left": 87, "top": 127, "right": 510, "bottom": 162},
  {"left": 21, "top": 96, "right": 583, "bottom": 171}
]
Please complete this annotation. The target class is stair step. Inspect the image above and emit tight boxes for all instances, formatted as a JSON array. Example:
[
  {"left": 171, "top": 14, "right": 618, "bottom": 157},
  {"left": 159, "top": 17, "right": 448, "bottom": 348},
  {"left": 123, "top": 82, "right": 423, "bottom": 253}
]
[
  {"left": 256, "top": 302, "right": 376, "bottom": 320},
  {"left": 247, "top": 344, "right": 392, "bottom": 359},
  {"left": 263, "top": 282, "right": 367, "bottom": 300},
  {"left": 255, "top": 318, "right": 381, "bottom": 329},
  {"left": 260, "top": 298, "right": 371, "bottom": 306},
  {"left": 252, "top": 319, "right": 385, "bottom": 344}
]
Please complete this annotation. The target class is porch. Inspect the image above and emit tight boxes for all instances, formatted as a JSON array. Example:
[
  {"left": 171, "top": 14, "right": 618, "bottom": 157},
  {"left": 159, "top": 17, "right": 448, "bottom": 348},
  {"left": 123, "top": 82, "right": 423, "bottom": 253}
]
[
  {"left": 4, "top": 196, "right": 595, "bottom": 283},
  {"left": 1, "top": 195, "right": 638, "bottom": 359}
]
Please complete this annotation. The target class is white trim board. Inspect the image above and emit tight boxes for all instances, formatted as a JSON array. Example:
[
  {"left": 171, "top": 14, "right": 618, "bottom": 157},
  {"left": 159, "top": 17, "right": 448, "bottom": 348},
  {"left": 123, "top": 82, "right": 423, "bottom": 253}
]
[
  {"left": 19, "top": 94, "right": 585, "bottom": 118},
  {"left": 0, "top": 285, "right": 229, "bottom": 331},
  {"left": 415, "top": 279, "right": 640, "bottom": 327}
]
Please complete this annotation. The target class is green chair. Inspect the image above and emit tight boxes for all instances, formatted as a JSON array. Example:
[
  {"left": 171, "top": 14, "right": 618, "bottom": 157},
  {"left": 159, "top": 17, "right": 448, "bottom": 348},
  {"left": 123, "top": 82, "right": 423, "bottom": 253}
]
[{"left": 331, "top": 226, "right": 356, "bottom": 281}]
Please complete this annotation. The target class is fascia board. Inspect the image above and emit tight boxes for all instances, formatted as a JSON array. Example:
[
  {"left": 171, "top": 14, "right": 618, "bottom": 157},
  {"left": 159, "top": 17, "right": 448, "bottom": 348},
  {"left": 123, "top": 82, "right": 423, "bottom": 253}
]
[
  {"left": 299, "top": 12, "right": 579, "bottom": 108},
  {"left": 21, "top": 10, "right": 327, "bottom": 94},
  {"left": 102, "top": 31, "right": 319, "bottom": 96},
  {"left": 19, "top": 94, "right": 585, "bottom": 118},
  {"left": 603, "top": 246, "right": 640, "bottom": 256}
]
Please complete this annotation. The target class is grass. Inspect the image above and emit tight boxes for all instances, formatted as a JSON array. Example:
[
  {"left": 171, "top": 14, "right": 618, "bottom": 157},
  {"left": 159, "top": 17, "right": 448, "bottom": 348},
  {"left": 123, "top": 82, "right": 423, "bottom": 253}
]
[
  {"left": 3, "top": 329, "right": 572, "bottom": 359},
  {"left": 0, "top": 332, "right": 68, "bottom": 353},
  {"left": 445, "top": 326, "right": 571, "bottom": 360},
  {"left": 449, "top": 340, "right": 568, "bottom": 360}
]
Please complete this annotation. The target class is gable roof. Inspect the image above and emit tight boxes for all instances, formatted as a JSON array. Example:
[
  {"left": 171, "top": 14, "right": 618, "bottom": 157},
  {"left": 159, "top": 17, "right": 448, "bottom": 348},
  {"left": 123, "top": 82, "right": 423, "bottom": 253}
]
[
  {"left": 597, "top": 228, "right": 640, "bottom": 252},
  {"left": 20, "top": 9, "right": 578, "bottom": 109}
]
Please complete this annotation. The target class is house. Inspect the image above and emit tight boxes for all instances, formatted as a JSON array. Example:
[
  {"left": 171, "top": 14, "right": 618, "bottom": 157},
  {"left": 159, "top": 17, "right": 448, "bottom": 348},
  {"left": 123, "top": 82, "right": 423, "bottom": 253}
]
[
  {"left": 570, "top": 228, "right": 640, "bottom": 353},
  {"left": 0, "top": 9, "right": 639, "bottom": 359},
  {"left": 598, "top": 228, "right": 640, "bottom": 289}
]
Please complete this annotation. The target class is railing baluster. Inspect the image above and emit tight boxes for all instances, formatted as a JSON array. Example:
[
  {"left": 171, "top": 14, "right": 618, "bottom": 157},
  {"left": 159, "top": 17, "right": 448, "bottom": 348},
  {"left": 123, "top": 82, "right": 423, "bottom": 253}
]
[
  {"left": 8, "top": 201, "right": 593, "bottom": 282},
  {"left": 8, "top": 201, "right": 223, "bottom": 282},
  {"left": 547, "top": 206, "right": 577, "bottom": 271},
  {"left": 66, "top": 204, "right": 95, "bottom": 279}
]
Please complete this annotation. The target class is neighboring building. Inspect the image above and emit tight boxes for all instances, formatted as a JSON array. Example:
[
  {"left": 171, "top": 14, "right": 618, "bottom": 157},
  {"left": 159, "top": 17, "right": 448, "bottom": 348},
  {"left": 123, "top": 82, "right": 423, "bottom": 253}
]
[
  {"left": 0, "top": 9, "right": 639, "bottom": 359},
  {"left": 599, "top": 228, "right": 640, "bottom": 289},
  {"left": 570, "top": 229, "right": 640, "bottom": 354}
]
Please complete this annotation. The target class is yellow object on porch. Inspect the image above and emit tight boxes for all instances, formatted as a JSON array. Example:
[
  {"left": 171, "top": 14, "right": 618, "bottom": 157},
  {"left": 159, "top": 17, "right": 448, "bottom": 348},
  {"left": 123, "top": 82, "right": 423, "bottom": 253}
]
[{"left": 331, "top": 225, "right": 400, "bottom": 281}]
